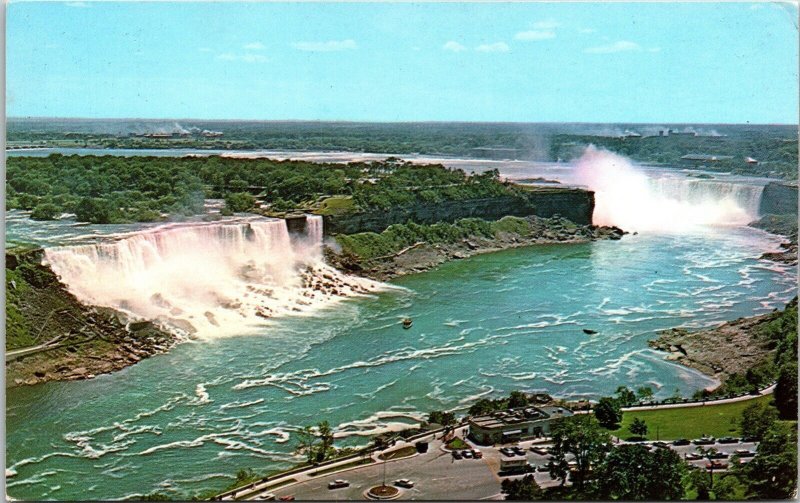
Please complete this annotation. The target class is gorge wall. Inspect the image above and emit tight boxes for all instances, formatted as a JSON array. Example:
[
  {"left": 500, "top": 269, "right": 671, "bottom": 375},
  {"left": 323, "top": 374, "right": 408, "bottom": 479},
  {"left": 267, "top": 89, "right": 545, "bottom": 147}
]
[
  {"left": 759, "top": 182, "right": 798, "bottom": 216},
  {"left": 322, "top": 187, "right": 595, "bottom": 235}
]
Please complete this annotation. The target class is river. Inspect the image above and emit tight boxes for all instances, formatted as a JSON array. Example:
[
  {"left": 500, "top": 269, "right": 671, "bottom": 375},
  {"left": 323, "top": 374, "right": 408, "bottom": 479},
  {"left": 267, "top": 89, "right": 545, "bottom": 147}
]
[{"left": 5, "top": 150, "right": 796, "bottom": 500}]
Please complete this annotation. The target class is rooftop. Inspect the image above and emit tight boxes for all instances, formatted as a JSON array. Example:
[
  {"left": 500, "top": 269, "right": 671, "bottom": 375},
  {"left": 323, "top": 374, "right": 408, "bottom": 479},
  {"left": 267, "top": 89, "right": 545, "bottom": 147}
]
[{"left": 469, "top": 405, "right": 573, "bottom": 430}]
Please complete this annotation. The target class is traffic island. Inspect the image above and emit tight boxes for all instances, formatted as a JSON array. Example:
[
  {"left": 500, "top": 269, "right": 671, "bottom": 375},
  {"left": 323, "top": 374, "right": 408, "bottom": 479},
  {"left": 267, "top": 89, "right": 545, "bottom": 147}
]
[{"left": 365, "top": 485, "right": 401, "bottom": 500}]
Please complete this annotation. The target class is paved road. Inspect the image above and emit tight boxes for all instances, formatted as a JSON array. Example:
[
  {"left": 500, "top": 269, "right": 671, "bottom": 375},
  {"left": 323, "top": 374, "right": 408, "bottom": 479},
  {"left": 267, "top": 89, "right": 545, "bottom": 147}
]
[
  {"left": 243, "top": 432, "right": 758, "bottom": 500},
  {"left": 266, "top": 429, "right": 501, "bottom": 500},
  {"left": 619, "top": 385, "right": 776, "bottom": 412}
]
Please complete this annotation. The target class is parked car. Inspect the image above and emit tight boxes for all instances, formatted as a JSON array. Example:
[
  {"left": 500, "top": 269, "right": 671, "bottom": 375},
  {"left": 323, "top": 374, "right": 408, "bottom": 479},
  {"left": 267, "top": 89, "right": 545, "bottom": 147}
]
[
  {"left": 499, "top": 448, "right": 514, "bottom": 457},
  {"left": 709, "top": 452, "right": 729, "bottom": 459},
  {"left": 740, "top": 436, "right": 758, "bottom": 443},
  {"left": 278, "top": 496, "right": 295, "bottom": 501},
  {"left": 472, "top": 449, "right": 483, "bottom": 459},
  {"left": 705, "top": 461, "right": 728, "bottom": 470},
  {"left": 328, "top": 480, "right": 350, "bottom": 490},
  {"left": 452, "top": 450, "right": 463, "bottom": 460},
  {"left": 462, "top": 450, "right": 473, "bottom": 459},
  {"left": 530, "top": 446, "right": 549, "bottom": 455},
  {"left": 734, "top": 449, "right": 756, "bottom": 458},
  {"left": 394, "top": 479, "right": 414, "bottom": 489},
  {"left": 653, "top": 441, "right": 669, "bottom": 449},
  {"left": 685, "top": 452, "right": 703, "bottom": 461},
  {"left": 512, "top": 446, "right": 526, "bottom": 456},
  {"left": 257, "top": 494, "right": 276, "bottom": 501},
  {"left": 672, "top": 439, "right": 690, "bottom": 446},
  {"left": 718, "top": 437, "right": 738, "bottom": 444},
  {"left": 536, "top": 464, "right": 550, "bottom": 473},
  {"left": 693, "top": 437, "right": 715, "bottom": 445}
]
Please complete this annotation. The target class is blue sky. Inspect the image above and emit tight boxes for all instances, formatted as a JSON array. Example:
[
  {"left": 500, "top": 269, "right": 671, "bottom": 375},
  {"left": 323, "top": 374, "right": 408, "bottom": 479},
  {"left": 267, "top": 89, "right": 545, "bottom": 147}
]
[{"left": 7, "top": 1, "right": 799, "bottom": 123}]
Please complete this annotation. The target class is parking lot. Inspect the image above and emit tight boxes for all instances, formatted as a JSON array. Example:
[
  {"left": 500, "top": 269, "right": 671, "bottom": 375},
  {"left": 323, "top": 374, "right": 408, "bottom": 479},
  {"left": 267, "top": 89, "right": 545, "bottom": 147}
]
[
  {"left": 266, "top": 429, "right": 503, "bottom": 500},
  {"left": 250, "top": 430, "right": 758, "bottom": 500}
]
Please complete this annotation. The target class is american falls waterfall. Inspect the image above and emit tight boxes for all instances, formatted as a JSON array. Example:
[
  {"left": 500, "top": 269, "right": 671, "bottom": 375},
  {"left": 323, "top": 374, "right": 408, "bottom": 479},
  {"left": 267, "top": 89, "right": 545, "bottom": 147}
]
[
  {"left": 571, "top": 146, "right": 766, "bottom": 231},
  {"left": 44, "top": 216, "right": 380, "bottom": 338}
]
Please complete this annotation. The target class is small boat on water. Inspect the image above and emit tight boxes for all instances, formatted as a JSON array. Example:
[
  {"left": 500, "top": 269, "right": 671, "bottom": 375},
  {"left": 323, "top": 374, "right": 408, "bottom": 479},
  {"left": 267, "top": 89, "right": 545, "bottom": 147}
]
[
  {"left": 402, "top": 318, "right": 413, "bottom": 329},
  {"left": 583, "top": 329, "right": 597, "bottom": 335}
]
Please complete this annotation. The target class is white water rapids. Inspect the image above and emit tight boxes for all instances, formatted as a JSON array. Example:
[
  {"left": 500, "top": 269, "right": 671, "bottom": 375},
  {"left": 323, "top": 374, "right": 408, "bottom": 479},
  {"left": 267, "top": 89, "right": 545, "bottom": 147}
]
[{"left": 44, "top": 215, "right": 381, "bottom": 338}]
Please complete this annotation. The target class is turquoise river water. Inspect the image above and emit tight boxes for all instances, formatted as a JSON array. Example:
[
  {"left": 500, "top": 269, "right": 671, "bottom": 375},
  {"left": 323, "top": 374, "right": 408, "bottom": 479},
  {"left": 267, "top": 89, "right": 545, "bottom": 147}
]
[{"left": 6, "top": 222, "right": 796, "bottom": 500}]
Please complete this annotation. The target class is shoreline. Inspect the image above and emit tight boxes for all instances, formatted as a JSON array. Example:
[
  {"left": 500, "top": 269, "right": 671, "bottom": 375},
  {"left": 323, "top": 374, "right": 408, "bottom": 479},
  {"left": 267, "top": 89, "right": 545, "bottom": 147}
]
[
  {"left": 7, "top": 216, "right": 790, "bottom": 390},
  {"left": 5, "top": 248, "right": 179, "bottom": 388},
  {"left": 327, "top": 216, "right": 627, "bottom": 282}
]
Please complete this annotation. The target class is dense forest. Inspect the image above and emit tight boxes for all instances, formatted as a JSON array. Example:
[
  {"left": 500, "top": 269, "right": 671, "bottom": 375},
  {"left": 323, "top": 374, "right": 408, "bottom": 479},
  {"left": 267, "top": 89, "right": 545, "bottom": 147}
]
[{"left": 5, "top": 154, "right": 512, "bottom": 223}]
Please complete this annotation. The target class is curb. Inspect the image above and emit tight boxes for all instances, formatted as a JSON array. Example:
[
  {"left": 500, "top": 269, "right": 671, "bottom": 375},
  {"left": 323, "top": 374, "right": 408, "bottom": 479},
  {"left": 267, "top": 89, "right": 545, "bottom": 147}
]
[{"left": 364, "top": 487, "right": 403, "bottom": 501}]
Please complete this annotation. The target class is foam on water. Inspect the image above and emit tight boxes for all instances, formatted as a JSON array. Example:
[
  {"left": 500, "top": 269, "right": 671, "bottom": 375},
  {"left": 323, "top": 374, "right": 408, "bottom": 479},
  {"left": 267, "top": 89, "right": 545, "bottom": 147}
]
[{"left": 44, "top": 216, "right": 382, "bottom": 338}]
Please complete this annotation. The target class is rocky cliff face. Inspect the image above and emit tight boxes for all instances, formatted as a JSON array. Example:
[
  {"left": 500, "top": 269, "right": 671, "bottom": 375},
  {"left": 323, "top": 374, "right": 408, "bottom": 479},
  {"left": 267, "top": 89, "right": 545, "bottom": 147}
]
[
  {"left": 323, "top": 187, "right": 595, "bottom": 235},
  {"left": 6, "top": 247, "right": 176, "bottom": 387},
  {"left": 759, "top": 182, "right": 798, "bottom": 216}
]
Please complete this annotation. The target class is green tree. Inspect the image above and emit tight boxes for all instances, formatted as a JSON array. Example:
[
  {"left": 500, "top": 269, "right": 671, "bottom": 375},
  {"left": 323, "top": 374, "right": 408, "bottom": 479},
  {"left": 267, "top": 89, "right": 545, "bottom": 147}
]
[
  {"left": 30, "top": 202, "right": 61, "bottom": 221},
  {"left": 774, "top": 362, "right": 798, "bottom": 420},
  {"left": 686, "top": 467, "right": 712, "bottom": 500},
  {"left": 595, "top": 444, "right": 685, "bottom": 500},
  {"left": 75, "top": 197, "right": 114, "bottom": 224},
  {"left": 549, "top": 415, "right": 611, "bottom": 490},
  {"left": 295, "top": 425, "right": 319, "bottom": 463},
  {"left": 427, "top": 410, "right": 456, "bottom": 427},
  {"left": 629, "top": 417, "right": 648, "bottom": 439},
  {"left": 508, "top": 391, "right": 529, "bottom": 409},
  {"left": 224, "top": 192, "right": 257, "bottom": 213},
  {"left": 636, "top": 386, "right": 654, "bottom": 401},
  {"left": 739, "top": 402, "right": 779, "bottom": 441},
  {"left": 317, "top": 421, "right": 335, "bottom": 462},
  {"left": 615, "top": 386, "right": 637, "bottom": 406},
  {"left": 712, "top": 474, "right": 744, "bottom": 500},
  {"left": 501, "top": 474, "right": 543, "bottom": 500},
  {"left": 696, "top": 446, "right": 720, "bottom": 489},
  {"left": 594, "top": 397, "right": 622, "bottom": 428},
  {"left": 738, "top": 422, "right": 798, "bottom": 499},
  {"left": 234, "top": 468, "right": 256, "bottom": 485}
]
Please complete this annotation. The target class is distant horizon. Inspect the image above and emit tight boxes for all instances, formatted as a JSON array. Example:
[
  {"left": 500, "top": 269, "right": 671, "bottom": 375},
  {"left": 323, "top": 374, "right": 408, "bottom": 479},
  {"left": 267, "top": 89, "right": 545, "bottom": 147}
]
[{"left": 8, "top": 116, "right": 799, "bottom": 127}]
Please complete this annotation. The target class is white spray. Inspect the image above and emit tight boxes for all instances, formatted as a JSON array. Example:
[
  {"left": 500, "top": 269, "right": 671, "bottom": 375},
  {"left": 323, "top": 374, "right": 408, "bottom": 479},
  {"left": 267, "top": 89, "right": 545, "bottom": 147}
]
[
  {"left": 570, "top": 146, "right": 763, "bottom": 232},
  {"left": 44, "top": 216, "right": 381, "bottom": 338}
]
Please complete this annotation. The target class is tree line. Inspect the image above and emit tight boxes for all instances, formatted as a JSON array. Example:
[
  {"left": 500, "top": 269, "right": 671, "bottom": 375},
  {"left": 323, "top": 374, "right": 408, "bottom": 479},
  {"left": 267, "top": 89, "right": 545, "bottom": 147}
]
[{"left": 6, "top": 154, "right": 514, "bottom": 224}]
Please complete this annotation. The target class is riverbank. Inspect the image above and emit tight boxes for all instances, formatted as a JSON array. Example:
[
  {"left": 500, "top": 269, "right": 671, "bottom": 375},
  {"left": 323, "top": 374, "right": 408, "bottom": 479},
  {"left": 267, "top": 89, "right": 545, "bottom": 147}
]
[
  {"left": 750, "top": 214, "right": 798, "bottom": 266},
  {"left": 5, "top": 247, "right": 178, "bottom": 387},
  {"left": 326, "top": 215, "right": 626, "bottom": 281},
  {"left": 649, "top": 297, "right": 797, "bottom": 392}
]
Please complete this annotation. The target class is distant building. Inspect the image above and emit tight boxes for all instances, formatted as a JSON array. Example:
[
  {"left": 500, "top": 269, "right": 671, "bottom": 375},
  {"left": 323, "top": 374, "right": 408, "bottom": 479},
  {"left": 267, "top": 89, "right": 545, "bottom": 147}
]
[{"left": 467, "top": 406, "right": 573, "bottom": 445}]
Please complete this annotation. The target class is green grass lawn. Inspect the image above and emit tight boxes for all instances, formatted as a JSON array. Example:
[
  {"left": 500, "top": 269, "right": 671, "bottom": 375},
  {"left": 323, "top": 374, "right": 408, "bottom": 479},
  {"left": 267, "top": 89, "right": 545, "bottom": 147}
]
[
  {"left": 378, "top": 445, "right": 418, "bottom": 461},
  {"left": 315, "top": 196, "right": 356, "bottom": 216},
  {"left": 445, "top": 437, "right": 469, "bottom": 450},
  {"left": 607, "top": 395, "right": 775, "bottom": 440}
]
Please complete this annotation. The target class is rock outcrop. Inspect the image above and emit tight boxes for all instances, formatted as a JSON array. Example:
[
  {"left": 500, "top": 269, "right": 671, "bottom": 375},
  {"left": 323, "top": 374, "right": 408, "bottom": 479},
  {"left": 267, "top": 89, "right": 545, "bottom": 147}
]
[
  {"left": 328, "top": 215, "right": 625, "bottom": 281},
  {"left": 6, "top": 247, "right": 177, "bottom": 387},
  {"left": 759, "top": 182, "right": 798, "bottom": 216}
]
